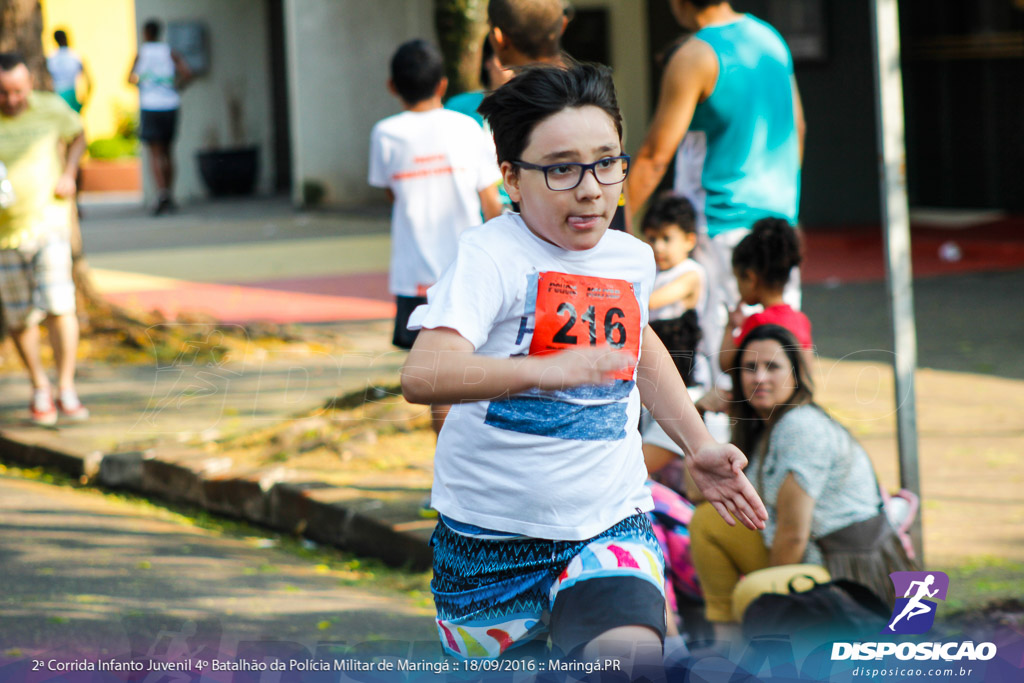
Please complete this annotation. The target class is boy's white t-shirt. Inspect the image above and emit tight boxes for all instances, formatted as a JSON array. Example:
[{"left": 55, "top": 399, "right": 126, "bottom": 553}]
[
  {"left": 408, "top": 213, "right": 658, "bottom": 540},
  {"left": 368, "top": 109, "right": 501, "bottom": 297}
]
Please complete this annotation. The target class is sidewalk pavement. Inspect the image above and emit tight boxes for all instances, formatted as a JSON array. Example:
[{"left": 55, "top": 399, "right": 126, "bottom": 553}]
[
  {"left": 0, "top": 318, "right": 435, "bottom": 570},
  {"left": 1, "top": 198, "right": 1023, "bottom": 572}
]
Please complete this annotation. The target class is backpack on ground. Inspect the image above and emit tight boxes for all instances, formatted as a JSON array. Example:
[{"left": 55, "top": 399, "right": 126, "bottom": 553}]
[{"left": 741, "top": 577, "right": 890, "bottom": 641}]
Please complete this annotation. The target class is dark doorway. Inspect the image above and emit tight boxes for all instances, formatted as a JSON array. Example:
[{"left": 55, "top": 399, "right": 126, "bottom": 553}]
[
  {"left": 267, "top": 0, "right": 293, "bottom": 195},
  {"left": 901, "top": 1, "right": 1024, "bottom": 210},
  {"left": 562, "top": 8, "right": 611, "bottom": 66}
]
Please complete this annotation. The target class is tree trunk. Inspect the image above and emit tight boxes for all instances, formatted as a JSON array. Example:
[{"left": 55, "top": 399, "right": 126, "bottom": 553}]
[
  {"left": 0, "top": 0, "right": 51, "bottom": 89},
  {"left": 434, "top": 0, "right": 490, "bottom": 97}
]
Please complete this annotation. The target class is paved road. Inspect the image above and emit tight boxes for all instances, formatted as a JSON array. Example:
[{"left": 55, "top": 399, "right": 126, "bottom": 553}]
[
  {"left": 80, "top": 197, "right": 390, "bottom": 254},
  {"left": 78, "top": 197, "right": 1024, "bottom": 379},
  {"left": 804, "top": 269, "right": 1024, "bottom": 380},
  {"left": 0, "top": 473, "right": 435, "bottom": 661}
]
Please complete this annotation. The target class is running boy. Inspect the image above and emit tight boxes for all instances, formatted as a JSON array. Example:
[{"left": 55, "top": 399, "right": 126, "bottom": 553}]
[
  {"left": 401, "top": 63, "right": 765, "bottom": 664},
  {"left": 369, "top": 39, "right": 502, "bottom": 352}
]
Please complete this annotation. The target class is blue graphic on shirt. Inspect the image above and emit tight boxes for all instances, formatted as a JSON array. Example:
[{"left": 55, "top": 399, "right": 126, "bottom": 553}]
[
  {"left": 484, "top": 380, "right": 634, "bottom": 441},
  {"left": 515, "top": 273, "right": 540, "bottom": 344}
]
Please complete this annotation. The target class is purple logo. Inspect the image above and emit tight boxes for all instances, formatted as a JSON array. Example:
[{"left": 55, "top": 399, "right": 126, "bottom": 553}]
[{"left": 884, "top": 571, "right": 950, "bottom": 635}]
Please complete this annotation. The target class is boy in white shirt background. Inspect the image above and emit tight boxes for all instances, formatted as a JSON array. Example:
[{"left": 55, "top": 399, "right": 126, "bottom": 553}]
[
  {"left": 369, "top": 39, "right": 502, "bottom": 351},
  {"left": 400, "top": 62, "right": 765, "bottom": 670},
  {"left": 369, "top": 39, "right": 502, "bottom": 435}
]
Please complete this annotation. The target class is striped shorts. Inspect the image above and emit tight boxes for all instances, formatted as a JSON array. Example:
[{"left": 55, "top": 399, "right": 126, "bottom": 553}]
[
  {"left": 0, "top": 237, "right": 76, "bottom": 328},
  {"left": 430, "top": 513, "right": 666, "bottom": 659}
]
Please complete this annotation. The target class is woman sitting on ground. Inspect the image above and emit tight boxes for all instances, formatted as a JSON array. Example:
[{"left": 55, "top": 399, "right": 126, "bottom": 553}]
[{"left": 688, "top": 324, "right": 913, "bottom": 636}]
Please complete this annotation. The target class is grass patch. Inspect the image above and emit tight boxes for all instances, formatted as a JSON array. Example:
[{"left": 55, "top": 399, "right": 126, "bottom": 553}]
[{"left": 939, "top": 556, "right": 1024, "bottom": 617}]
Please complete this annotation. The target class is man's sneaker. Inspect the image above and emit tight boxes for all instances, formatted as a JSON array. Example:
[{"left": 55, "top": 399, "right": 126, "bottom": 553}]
[
  {"left": 30, "top": 398, "right": 58, "bottom": 426},
  {"left": 152, "top": 196, "right": 176, "bottom": 216},
  {"left": 56, "top": 398, "right": 90, "bottom": 421}
]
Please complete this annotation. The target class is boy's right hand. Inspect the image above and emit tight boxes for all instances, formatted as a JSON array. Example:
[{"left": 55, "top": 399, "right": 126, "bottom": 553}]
[
  {"left": 530, "top": 347, "right": 633, "bottom": 391},
  {"left": 688, "top": 442, "right": 767, "bottom": 530}
]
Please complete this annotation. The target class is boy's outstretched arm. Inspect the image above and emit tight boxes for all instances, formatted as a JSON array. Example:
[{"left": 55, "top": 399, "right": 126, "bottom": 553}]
[
  {"left": 637, "top": 326, "right": 767, "bottom": 530},
  {"left": 401, "top": 327, "right": 631, "bottom": 405}
]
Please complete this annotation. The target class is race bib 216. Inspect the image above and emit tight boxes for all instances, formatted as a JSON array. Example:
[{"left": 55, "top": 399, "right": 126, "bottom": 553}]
[{"left": 529, "top": 271, "right": 642, "bottom": 381}]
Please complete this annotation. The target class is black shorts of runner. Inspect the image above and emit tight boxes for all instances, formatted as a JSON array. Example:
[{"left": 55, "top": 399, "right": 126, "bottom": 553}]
[
  {"left": 550, "top": 574, "right": 667, "bottom": 657},
  {"left": 139, "top": 109, "right": 179, "bottom": 143},
  {"left": 393, "top": 295, "right": 427, "bottom": 350}
]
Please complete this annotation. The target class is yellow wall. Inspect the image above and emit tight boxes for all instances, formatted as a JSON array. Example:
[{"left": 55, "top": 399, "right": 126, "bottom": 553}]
[{"left": 41, "top": 0, "right": 138, "bottom": 141}]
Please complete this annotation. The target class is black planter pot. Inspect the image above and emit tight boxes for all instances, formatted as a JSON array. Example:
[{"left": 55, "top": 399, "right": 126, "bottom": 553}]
[{"left": 196, "top": 146, "right": 259, "bottom": 196}]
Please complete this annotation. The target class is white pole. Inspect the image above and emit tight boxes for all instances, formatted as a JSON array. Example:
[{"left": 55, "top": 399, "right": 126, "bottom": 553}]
[{"left": 870, "top": 0, "right": 923, "bottom": 562}]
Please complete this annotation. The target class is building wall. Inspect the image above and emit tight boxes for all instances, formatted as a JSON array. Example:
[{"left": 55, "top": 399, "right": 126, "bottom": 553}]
[
  {"left": 134, "top": 0, "right": 274, "bottom": 201},
  {"left": 570, "top": 0, "right": 651, "bottom": 151},
  {"left": 127, "top": 0, "right": 650, "bottom": 209},
  {"left": 283, "top": 0, "right": 433, "bottom": 206},
  {"left": 42, "top": 0, "right": 138, "bottom": 140}
]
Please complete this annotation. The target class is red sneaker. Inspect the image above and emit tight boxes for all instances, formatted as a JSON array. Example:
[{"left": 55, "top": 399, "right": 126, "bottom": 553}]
[
  {"left": 56, "top": 397, "right": 90, "bottom": 421},
  {"left": 30, "top": 398, "right": 58, "bottom": 426}
]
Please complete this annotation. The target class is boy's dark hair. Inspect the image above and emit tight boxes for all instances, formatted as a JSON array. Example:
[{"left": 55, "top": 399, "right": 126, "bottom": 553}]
[
  {"left": 0, "top": 52, "right": 27, "bottom": 72},
  {"left": 641, "top": 191, "right": 697, "bottom": 235},
  {"left": 143, "top": 19, "right": 161, "bottom": 41},
  {"left": 478, "top": 61, "right": 622, "bottom": 164},
  {"left": 54, "top": 30, "right": 69, "bottom": 47},
  {"left": 731, "top": 217, "right": 802, "bottom": 289},
  {"left": 390, "top": 39, "right": 444, "bottom": 106},
  {"left": 488, "top": 0, "right": 565, "bottom": 59}
]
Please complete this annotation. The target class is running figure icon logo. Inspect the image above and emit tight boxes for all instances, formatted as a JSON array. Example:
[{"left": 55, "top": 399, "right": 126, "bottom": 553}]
[{"left": 884, "top": 571, "right": 950, "bottom": 635}]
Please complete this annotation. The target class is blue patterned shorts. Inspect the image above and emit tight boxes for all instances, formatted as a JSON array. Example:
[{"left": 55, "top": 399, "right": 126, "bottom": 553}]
[{"left": 430, "top": 513, "right": 666, "bottom": 659}]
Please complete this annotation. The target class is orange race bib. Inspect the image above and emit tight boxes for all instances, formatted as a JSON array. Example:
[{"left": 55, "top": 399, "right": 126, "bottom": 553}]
[{"left": 529, "top": 271, "right": 642, "bottom": 381}]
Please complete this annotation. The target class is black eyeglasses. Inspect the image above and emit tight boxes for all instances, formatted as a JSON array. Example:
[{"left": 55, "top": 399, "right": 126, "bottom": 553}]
[{"left": 511, "top": 155, "right": 631, "bottom": 191}]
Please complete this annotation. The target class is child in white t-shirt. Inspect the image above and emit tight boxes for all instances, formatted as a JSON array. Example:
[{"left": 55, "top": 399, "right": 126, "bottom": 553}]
[
  {"left": 641, "top": 191, "right": 706, "bottom": 373},
  {"left": 400, "top": 63, "right": 765, "bottom": 667},
  {"left": 640, "top": 192, "right": 710, "bottom": 480},
  {"left": 368, "top": 39, "right": 502, "bottom": 352}
]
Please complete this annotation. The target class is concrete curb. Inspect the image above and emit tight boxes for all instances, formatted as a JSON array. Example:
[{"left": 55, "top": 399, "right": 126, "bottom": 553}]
[{"left": 0, "top": 430, "right": 433, "bottom": 572}]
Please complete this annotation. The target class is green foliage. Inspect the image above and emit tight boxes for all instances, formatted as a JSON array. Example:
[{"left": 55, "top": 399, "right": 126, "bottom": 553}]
[
  {"left": 116, "top": 110, "right": 139, "bottom": 139},
  {"left": 89, "top": 109, "right": 140, "bottom": 159},
  {"left": 88, "top": 136, "right": 138, "bottom": 160},
  {"left": 434, "top": 0, "right": 490, "bottom": 96},
  {"left": 940, "top": 556, "right": 1024, "bottom": 616}
]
